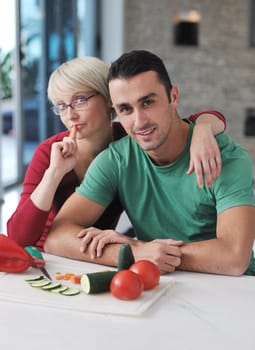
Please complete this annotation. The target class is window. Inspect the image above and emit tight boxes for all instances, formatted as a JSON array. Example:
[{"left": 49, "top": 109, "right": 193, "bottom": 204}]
[{"left": 0, "top": 0, "right": 99, "bottom": 189}]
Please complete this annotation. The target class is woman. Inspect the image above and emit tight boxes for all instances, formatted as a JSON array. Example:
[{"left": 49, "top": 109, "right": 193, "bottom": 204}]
[{"left": 7, "top": 56, "right": 226, "bottom": 250}]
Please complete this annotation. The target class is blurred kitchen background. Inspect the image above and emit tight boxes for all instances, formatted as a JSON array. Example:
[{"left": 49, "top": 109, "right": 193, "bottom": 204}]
[{"left": 0, "top": 0, "right": 255, "bottom": 233}]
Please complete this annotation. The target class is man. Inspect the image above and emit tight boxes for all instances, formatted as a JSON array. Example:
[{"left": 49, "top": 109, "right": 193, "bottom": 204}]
[{"left": 45, "top": 50, "right": 255, "bottom": 275}]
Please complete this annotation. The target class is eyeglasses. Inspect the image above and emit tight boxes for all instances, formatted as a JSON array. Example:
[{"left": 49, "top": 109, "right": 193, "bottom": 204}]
[{"left": 51, "top": 93, "right": 98, "bottom": 116}]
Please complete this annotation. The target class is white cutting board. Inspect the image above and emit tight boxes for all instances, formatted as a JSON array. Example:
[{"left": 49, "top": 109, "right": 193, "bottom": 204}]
[{"left": 0, "top": 254, "right": 175, "bottom": 316}]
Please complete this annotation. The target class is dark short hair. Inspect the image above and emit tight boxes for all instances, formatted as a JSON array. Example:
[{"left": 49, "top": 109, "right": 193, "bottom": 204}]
[{"left": 107, "top": 50, "right": 173, "bottom": 97}]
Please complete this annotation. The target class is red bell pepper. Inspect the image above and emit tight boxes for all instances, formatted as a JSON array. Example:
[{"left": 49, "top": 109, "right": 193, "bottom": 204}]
[{"left": 0, "top": 234, "right": 33, "bottom": 273}]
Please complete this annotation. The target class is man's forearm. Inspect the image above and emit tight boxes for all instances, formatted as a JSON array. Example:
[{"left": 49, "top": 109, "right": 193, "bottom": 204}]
[
  {"left": 179, "top": 206, "right": 255, "bottom": 276},
  {"left": 44, "top": 228, "right": 122, "bottom": 267},
  {"left": 178, "top": 238, "right": 251, "bottom": 276}
]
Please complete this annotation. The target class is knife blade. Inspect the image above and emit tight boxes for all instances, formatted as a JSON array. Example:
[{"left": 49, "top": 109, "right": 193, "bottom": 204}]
[
  {"left": 25, "top": 246, "right": 52, "bottom": 280},
  {"left": 38, "top": 265, "right": 52, "bottom": 280}
]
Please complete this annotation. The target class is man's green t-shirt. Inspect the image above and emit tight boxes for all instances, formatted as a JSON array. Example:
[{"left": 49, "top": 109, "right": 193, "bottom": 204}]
[{"left": 77, "top": 125, "right": 255, "bottom": 274}]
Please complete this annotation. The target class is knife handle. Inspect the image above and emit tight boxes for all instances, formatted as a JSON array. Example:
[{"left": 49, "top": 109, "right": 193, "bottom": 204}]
[{"left": 25, "top": 246, "right": 45, "bottom": 267}]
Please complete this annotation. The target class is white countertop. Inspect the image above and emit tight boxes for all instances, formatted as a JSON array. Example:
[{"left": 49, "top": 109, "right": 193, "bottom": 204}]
[{"left": 0, "top": 253, "right": 255, "bottom": 350}]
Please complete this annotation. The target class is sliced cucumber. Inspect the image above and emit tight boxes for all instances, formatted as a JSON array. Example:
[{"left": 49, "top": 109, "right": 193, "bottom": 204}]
[
  {"left": 25, "top": 275, "right": 45, "bottom": 283},
  {"left": 50, "top": 286, "right": 69, "bottom": 293},
  {"left": 117, "top": 243, "right": 135, "bottom": 271},
  {"left": 42, "top": 282, "right": 62, "bottom": 290},
  {"left": 61, "top": 288, "right": 80, "bottom": 296},
  {"left": 25, "top": 275, "right": 81, "bottom": 296},
  {"left": 30, "top": 279, "right": 51, "bottom": 288},
  {"left": 81, "top": 270, "right": 116, "bottom": 294}
]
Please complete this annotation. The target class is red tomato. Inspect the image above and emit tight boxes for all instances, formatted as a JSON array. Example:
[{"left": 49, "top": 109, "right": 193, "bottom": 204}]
[
  {"left": 110, "top": 270, "right": 144, "bottom": 300},
  {"left": 129, "top": 260, "right": 160, "bottom": 290}
]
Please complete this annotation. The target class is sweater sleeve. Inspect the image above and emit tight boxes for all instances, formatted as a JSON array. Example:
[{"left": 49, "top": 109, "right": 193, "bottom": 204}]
[
  {"left": 7, "top": 141, "right": 55, "bottom": 247},
  {"left": 188, "top": 110, "right": 227, "bottom": 131}
]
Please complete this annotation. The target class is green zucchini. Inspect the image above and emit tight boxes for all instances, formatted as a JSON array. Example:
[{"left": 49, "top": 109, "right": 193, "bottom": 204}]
[
  {"left": 81, "top": 271, "right": 116, "bottom": 294},
  {"left": 26, "top": 275, "right": 45, "bottom": 283},
  {"left": 50, "top": 286, "right": 69, "bottom": 293},
  {"left": 25, "top": 275, "right": 80, "bottom": 296},
  {"left": 42, "top": 282, "right": 62, "bottom": 290},
  {"left": 117, "top": 243, "right": 135, "bottom": 271},
  {"left": 61, "top": 288, "right": 80, "bottom": 296},
  {"left": 30, "top": 279, "right": 51, "bottom": 288}
]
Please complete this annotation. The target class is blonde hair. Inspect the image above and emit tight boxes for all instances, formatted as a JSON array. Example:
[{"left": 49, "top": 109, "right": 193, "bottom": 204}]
[{"left": 47, "top": 56, "right": 110, "bottom": 104}]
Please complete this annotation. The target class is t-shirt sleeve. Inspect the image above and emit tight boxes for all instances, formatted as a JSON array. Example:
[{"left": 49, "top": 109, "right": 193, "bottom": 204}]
[
  {"left": 76, "top": 148, "right": 118, "bottom": 207},
  {"left": 213, "top": 136, "right": 255, "bottom": 213}
]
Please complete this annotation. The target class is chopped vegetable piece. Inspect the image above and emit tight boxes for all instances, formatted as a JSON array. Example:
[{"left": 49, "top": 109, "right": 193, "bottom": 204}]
[
  {"left": 25, "top": 275, "right": 45, "bottom": 283},
  {"left": 25, "top": 275, "right": 81, "bottom": 296},
  {"left": 56, "top": 275, "right": 64, "bottom": 280},
  {"left": 42, "top": 282, "right": 62, "bottom": 290},
  {"left": 55, "top": 272, "right": 82, "bottom": 284},
  {"left": 61, "top": 288, "right": 80, "bottom": 296},
  {"left": 31, "top": 279, "right": 51, "bottom": 288},
  {"left": 63, "top": 273, "right": 75, "bottom": 280},
  {"left": 50, "top": 286, "right": 69, "bottom": 293},
  {"left": 70, "top": 275, "right": 82, "bottom": 284}
]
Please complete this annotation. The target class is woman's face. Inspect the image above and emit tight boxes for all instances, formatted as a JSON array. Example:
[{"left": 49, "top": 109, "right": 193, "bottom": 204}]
[{"left": 53, "top": 91, "right": 112, "bottom": 140}]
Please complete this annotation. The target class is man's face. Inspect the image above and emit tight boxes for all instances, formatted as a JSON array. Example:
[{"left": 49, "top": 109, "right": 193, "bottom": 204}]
[{"left": 109, "top": 71, "right": 178, "bottom": 155}]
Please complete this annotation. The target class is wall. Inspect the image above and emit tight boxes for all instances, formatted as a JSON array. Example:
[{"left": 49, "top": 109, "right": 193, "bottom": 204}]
[
  {"left": 123, "top": 0, "right": 255, "bottom": 172},
  {"left": 101, "top": 0, "right": 124, "bottom": 64}
]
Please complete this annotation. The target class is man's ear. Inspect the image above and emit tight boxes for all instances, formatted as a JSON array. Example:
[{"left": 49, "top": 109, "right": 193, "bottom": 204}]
[{"left": 170, "top": 85, "right": 179, "bottom": 106}]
